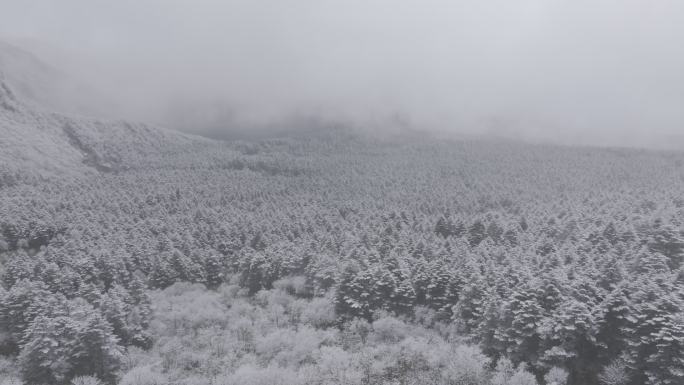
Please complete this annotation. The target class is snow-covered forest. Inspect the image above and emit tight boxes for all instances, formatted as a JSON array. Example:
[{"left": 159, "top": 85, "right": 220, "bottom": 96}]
[
  {"left": 1, "top": 78, "right": 683, "bottom": 385},
  {"left": 1, "top": 0, "right": 684, "bottom": 379}
]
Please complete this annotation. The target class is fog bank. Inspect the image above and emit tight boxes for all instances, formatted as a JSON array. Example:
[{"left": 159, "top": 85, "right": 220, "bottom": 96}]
[{"left": 1, "top": 0, "right": 683, "bottom": 148}]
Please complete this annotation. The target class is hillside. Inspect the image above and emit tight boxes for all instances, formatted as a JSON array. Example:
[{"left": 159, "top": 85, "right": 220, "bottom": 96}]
[
  {"left": 0, "top": 40, "right": 116, "bottom": 117},
  {"left": 0, "top": 75, "right": 202, "bottom": 183}
]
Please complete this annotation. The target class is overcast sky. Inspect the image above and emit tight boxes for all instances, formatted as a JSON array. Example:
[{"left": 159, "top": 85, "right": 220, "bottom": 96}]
[{"left": 1, "top": 0, "right": 683, "bottom": 147}]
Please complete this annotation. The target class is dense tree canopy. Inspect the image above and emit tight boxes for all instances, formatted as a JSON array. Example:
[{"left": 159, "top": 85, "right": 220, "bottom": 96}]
[{"left": 1, "top": 132, "right": 683, "bottom": 384}]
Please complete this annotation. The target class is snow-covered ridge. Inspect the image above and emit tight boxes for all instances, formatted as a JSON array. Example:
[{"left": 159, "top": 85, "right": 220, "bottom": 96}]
[
  {"left": 0, "top": 40, "right": 115, "bottom": 117},
  {"left": 0, "top": 73, "right": 204, "bottom": 180}
]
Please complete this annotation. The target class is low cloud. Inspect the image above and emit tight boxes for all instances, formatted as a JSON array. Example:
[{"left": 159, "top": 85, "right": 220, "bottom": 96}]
[{"left": 1, "top": 0, "right": 683, "bottom": 148}]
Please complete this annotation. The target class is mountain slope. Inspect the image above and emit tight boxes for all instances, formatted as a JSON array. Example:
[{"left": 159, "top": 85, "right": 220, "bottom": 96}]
[
  {"left": 0, "top": 75, "right": 203, "bottom": 181},
  {"left": 0, "top": 40, "right": 116, "bottom": 117}
]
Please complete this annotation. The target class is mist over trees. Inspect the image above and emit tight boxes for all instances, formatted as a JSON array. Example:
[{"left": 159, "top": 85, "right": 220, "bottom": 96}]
[
  {"left": 1, "top": 122, "right": 683, "bottom": 384},
  {"left": 1, "top": 2, "right": 684, "bottom": 384}
]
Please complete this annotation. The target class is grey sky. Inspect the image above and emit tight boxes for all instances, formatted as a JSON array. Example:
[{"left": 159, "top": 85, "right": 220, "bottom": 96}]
[{"left": 1, "top": 0, "right": 683, "bottom": 147}]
